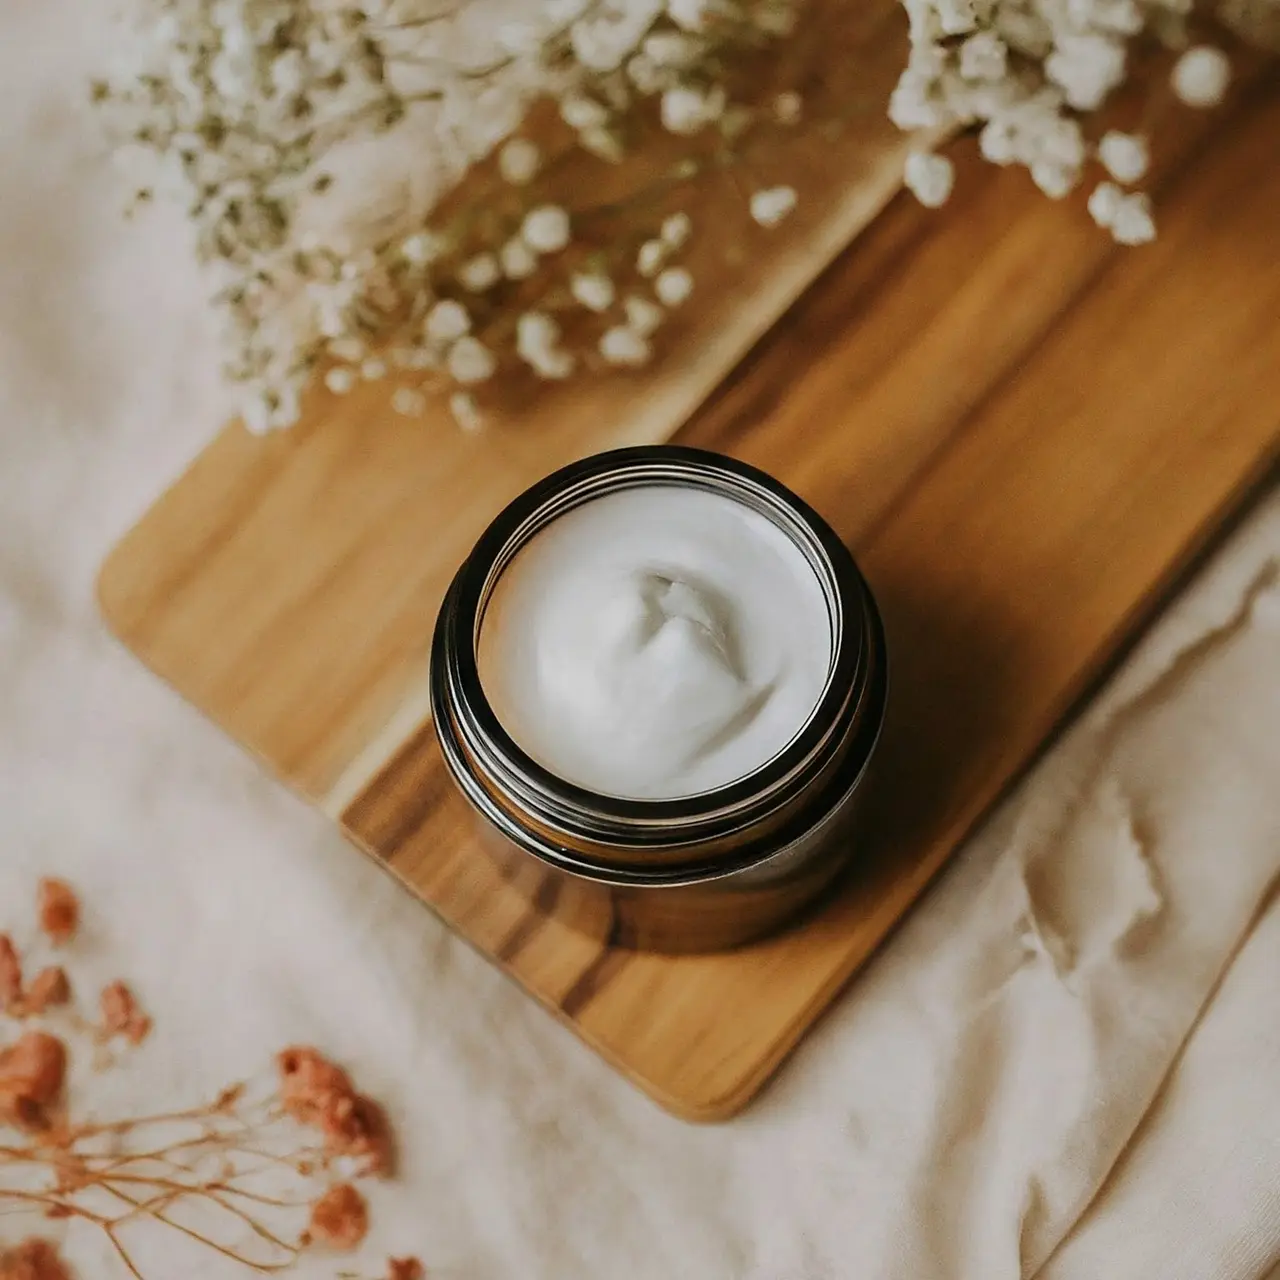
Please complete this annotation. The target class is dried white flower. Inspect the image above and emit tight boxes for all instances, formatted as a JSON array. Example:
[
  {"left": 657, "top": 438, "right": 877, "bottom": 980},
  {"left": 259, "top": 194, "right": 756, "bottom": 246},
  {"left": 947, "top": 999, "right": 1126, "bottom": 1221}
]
[
  {"left": 391, "top": 387, "right": 427, "bottom": 417},
  {"left": 458, "top": 254, "right": 501, "bottom": 293},
  {"left": 637, "top": 239, "right": 667, "bottom": 277},
  {"left": 750, "top": 185, "right": 798, "bottom": 227},
  {"left": 1031, "top": 161, "right": 1075, "bottom": 199},
  {"left": 560, "top": 95, "right": 611, "bottom": 131},
  {"left": 516, "top": 312, "right": 575, "bottom": 379},
  {"left": 661, "top": 212, "right": 693, "bottom": 248},
  {"left": 501, "top": 236, "right": 539, "bottom": 280},
  {"left": 660, "top": 84, "right": 726, "bottom": 135},
  {"left": 1171, "top": 46, "right": 1231, "bottom": 107},
  {"left": 324, "top": 367, "right": 356, "bottom": 395},
  {"left": 600, "top": 325, "right": 652, "bottom": 366},
  {"left": 1087, "top": 180, "right": 1125, "bottom": 228},
  {"left": 530, "top": 348, "right": 576, "bottom": 379},
  {"left": 425, "top": 299, "right": 471, "bottom": 344},
  {"left": 1098, "top": 131, "right": 1149, "bottom": 183},
  {"left": 94, "top": 0, "right": 852, "bottom": 431},
  {"left": 959, "top": 31, "right": 1008, "bottom": 81},
  {"left": 624, "top": 295, "right": 665, "bottom": 336},
  {"left": 571, "top": 271, "right": 616, "bottom": 312},
  {"left": 521, "top": 205, "right": 571, "bottom": 254},
  {"left": 1110, "top": 191, "right": 1156, "bottom": 244},
  {"left": 516, "top": 311, "right": 560, "bottom": 358},
  {"left": 498, "top": 138, "right": 541, "bottom": 185},
  {"left": 447, "top": 336, "right": 498, "bottom": 384},
  {"left": 1046, "top": 33, "right": 1127, "bottom": 110},
  {"left": 904, "top": 151, "right": 955, "bottom": 207},
  {"left": 655, "top": 266, "right": 693, "bottom": 307},
  {"left": 450, "top": 391, "right": 484, "bottom": 432}
]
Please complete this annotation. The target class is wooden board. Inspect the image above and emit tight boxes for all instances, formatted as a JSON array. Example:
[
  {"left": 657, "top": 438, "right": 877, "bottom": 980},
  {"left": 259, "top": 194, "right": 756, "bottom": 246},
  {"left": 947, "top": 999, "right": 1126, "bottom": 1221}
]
[{"left": 98, "top": 60, "right": 1280, "bottom": 1119}]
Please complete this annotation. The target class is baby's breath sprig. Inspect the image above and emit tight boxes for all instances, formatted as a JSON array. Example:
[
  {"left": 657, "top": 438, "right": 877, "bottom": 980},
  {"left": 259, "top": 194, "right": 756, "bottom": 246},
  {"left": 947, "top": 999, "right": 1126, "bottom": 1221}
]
[
  {"left": 97, "top": 0, "right": 820, "bottom": 432},
  {"left": 891, "top": 0, "right": 1271, "bottom": 244}
]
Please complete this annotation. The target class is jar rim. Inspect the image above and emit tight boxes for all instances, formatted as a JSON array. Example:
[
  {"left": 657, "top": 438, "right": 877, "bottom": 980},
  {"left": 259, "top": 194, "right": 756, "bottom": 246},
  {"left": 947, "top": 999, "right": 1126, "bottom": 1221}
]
[{"left": 434, "top": 446, "right": 876, "bottom": 853}]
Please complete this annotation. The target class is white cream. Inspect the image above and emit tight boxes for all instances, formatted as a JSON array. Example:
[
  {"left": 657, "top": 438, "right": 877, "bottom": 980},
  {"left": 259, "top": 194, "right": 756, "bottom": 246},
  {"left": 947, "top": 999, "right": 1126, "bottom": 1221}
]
[{"left": 476, "top": 485, "right": 832, "bottom": 800}]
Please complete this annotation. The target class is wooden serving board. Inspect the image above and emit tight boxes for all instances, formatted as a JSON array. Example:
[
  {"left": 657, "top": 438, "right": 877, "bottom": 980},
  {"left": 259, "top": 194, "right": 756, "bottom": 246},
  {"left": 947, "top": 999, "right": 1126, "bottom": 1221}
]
[{"left": 99, "top": 56, "right": 1279, "bottom": 1119}]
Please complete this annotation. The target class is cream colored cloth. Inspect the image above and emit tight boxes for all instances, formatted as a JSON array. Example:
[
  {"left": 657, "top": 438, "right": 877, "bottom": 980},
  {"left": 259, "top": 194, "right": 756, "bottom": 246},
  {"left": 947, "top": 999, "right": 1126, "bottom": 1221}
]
[{"left": 2, "top": 4, "right": 1279, "bottom": 1278}]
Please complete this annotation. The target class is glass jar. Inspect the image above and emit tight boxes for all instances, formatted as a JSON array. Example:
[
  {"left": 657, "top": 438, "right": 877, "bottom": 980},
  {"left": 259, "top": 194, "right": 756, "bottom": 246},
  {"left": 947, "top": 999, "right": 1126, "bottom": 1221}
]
[{"left": 430, "top": 445, "right": 888, "bottom": 953}]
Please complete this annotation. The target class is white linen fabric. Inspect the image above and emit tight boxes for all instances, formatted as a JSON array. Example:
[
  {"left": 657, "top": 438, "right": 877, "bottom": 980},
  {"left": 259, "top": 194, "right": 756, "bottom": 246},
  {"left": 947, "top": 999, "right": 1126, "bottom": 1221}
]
[{"left": 1, "top": 4, "right": 1277, "bottom": 1278}]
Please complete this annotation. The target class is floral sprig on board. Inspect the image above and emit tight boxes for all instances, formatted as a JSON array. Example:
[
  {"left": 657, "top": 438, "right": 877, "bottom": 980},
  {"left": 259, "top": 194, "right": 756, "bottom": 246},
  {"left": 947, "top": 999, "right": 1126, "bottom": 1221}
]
[
  {"left": 96, "top": 0, "right": 1275, "bottom": 433},
  {"left": 890, "top": 0, "right": 1269, "bottom": 242},
  {"left": 95, "top": 0, "right": 811, "bottom": 432}
]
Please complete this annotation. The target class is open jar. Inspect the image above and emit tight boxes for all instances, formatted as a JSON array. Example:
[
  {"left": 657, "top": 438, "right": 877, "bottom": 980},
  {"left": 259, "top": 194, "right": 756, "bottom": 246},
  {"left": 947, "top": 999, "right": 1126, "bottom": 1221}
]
[{"left": 430, "top": 445, "right": 888, "bottom": 953}]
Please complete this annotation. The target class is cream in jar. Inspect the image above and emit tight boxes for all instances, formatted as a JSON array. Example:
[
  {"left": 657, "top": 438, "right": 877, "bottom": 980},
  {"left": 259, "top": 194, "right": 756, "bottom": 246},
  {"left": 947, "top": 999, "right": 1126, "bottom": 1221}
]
[{"left": 476, "top": 486, "right": 832, "bottom": 800}]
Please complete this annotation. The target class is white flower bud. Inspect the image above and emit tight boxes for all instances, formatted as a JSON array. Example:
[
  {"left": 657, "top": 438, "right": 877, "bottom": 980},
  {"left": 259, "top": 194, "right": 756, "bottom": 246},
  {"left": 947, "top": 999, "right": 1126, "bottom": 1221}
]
[
  {"left": 516, "top": 311, "right": 561, "bottom": 363},
  {"left": 667, "top": 0, "right": 711, "bottom": 31},
  {"left": 501, "top": 237, "right": 539, "bottom": 280},
  {"left": 360, "top": 357, "right": 387, "bottom": 381},
  {"left": 1087, "top": 181, "right": 1124, "bottom": 229},
  {"left": 457, "top": 254, "right": 500, "bottom": 292},
  {"left": 571, "top": 272, "right": 616, "bottom": 312},
  {"left": 600, "top": 326, "right": 651, "bottom": 367},
  {"left": 750, "top": 185, "right": 798, "bottom": 227},
  {"left": 904, "top": 152, "right": 955, "bottom": 208},
  {"left": 1171, "top": 46, "right": 1231, "bottom": 108},
  {"left": 449, "top": 391, "right": 484, "bottom": 432},
  {"left": 661, "top": 212, "right": 692, "bottom": 248},
  {"left": 959, "top": 31, "right": 1007, "bottom": 81},
  {"left": 560, "top": 95, "right": 610, "bottom": 131},
  {"left": 498, "top": 138, "right": 540, "bottom": 185},
  {"left": 936, "top": 0, "right": 978, "bottom": 34},
  {"left": 1031, "top": 161, "right": 1075, "bottom": 200},
  {"left": 660, "top": 84, "right": 725, "bottom": 135},
  {"left": 624, "top": 295, "right": 664, "bottom": 337},
  {"left": 324, "top": 367, "right": 356, "bottom": 394},
  {"left": 1098, "top": 131, "right": 1149, "bottom": 184},
  {"left": 425, "top": 299, "right": 471, "bottom": 344},
  {"left": 447, "top": 337, "right": 497, "bottom": 384},
  {"left": 1110, "top": 193, "right": 1156, "bottom": 245},
  {"left": 528, "top": 348, "right": 576, "bottom": 380},
  {"left": 655, "top": 267, "right": 693, "bottom": 307},
  {"left": 521, "top": 205, "right": 571, "bottom": 254},
  {"left": 636, "top": 239, "right": 667, "bottom": 277},
  {"left": 1046, "top": 34, "right": 1126, "bottom": 111}
]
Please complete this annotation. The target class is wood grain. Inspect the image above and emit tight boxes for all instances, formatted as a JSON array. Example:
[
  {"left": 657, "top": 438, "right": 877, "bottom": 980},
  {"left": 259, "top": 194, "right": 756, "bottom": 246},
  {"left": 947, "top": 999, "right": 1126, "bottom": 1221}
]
[{"left": 99, "top": 56, "right": 1280, "bottom": 1118}]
